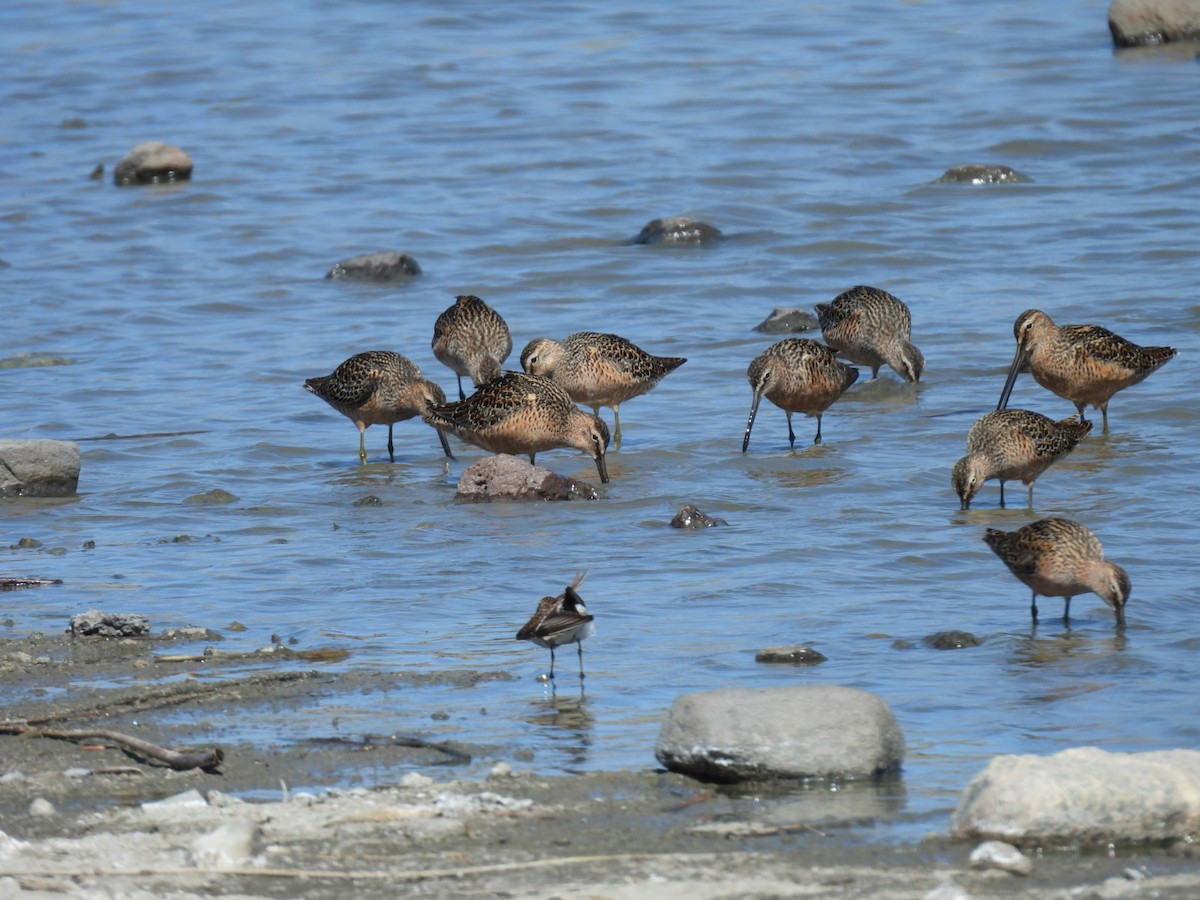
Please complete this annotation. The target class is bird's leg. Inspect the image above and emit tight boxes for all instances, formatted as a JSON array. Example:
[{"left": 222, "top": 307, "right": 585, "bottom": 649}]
[
  {"left": 577, "top": 643, "right": 586, "bottom": 680},
  {"left": 387, "top": 425, "right": 395, "bottom": 463},
  {"left": 358, "top": 429, "right": 368, "bottom": 465},
  {"left": 528, "top": 453, "right": 537, "bottom": 465},
  {"left": 1026, "top": 483, "right": 1034, "bottom": 508},
  {"left": 1030, "top": 591, "right": 1039, "bottom": 623},
  {"left": 786, "top": 412, "right": 796, "bottom": 450},
  {"left": 999, "top": 480, "right": 1006, "bottom": 508},
  {"left": 1075, "top": 402, "right": 1089, "bottom": 425},
  {"left": 612, "top": 405, "right": 622, "bottom": 450},
  {"left": 548, "top": 646, "right": 556, "bottom": 680},
  {"left": 1062, "top": 596, "right": 1071, "bottom": 624},
  {"left": 1100, "top": 403, "right": 1110, "bottom": 434},
  {"left": 456, "top": 374, "right": 466, "bottom": 402},
  {"left": 813, "top": 415, "right": 823, "bottom": 446}
]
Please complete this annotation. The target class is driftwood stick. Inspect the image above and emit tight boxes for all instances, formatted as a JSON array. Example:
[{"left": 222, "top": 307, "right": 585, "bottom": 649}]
[{"left": 0, "top": 724, "right": 223, "bottom": 771}]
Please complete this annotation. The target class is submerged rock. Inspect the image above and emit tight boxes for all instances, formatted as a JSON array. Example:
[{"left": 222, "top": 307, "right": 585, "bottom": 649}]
[
  {"left": 69, "top": 610, "right": 150, "bottom": 638},
  {"left": 113, "top": 142, "right": 193, "bottom": 186},
  {"left": 969, "top": 840, "right": 1032, "bottom": 876},
  {"left": 935, "top": 165, "right": 1033, "bottom": 185},
  {"left": 655, "top": 685, "right": 904, "bottom": 783},
  {"left": 669, "top": 504, "right": 728, "bottom": 528},
  {"left": 456, "top": 454, "right": 599, "bottom": 502},
  {"left": 922, "top": 630, "right": 982, "bottom": 650},
  {"left": 631, "top": 216, "right": 722, "bottom": 246},
  {"left": 755, "top": 645, "right": 828, "bottom": 665},
  {"left": 0, "top": 440, "right": 81, "bottom": 498},
  {"left": 326, "top": 251, "right": 421, "bottom": 281},
  {"left": 1108, "top": 0, "right": 1200, "bottom": 46},
  {"left": 753, "top": 307, "right": 819, "bottom": 334},
  {"left": 951, "top": 747, "right": 1200, "bottom": 845}
]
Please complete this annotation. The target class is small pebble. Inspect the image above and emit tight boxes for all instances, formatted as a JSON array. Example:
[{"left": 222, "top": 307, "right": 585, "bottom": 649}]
[
  {"left": 489, "top": 761, "right": 514, "bottom": 779},
  {"left": 28, "top": 798, "right": 55, "bottom": 817},
  {"left": 399, "top": 772, "right": 435, "bottom": 789},
  {"left": 969, "top": 839, "right": 1032, "bottom": 876}
]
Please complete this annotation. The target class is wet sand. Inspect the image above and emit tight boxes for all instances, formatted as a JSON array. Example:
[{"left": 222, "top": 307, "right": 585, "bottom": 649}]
[{"left": 2, "top": 630, "right": 1198, "bottom": 898}]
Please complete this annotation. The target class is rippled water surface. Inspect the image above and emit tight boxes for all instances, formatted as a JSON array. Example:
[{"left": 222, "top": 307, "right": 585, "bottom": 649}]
[{"left": 3, "top": 1, "right": 1199, "bottom": 840}]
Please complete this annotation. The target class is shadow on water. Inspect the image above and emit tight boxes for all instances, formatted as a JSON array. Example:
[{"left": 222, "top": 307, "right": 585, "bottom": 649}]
[{"left": 524, "top": 682, "right": 594, "bottom": 769}]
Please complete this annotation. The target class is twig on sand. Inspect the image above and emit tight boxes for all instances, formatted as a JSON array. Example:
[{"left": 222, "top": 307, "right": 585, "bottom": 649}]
[{"left": 0, "top": 723, "right": 224, "bottom": 771}]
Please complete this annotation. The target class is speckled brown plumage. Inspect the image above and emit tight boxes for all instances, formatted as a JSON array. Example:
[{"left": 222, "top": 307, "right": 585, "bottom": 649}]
[
  {"left": 814, "top": 285, "right": 924, "bottom": 382},
  {"left": 743, "top": 338, "right": 859, "bottom": 450},
  {"left": 303, "top": 350, "right": 452, "bottom": 463},
  {"left": 998, "top": 309, "right": 1176, "bottom": 430},
  {"left": 423, "top": 371, "right": 610, "bottom": 483},
  {"left": 951, "top": 409, "right": 1091, "bottom": 510},
  {"left": 984, "top": 518, "right": 1130, "bottom": 626},
  {"left": 431, "top": 294, "right": 513, "bottom": 401},
  {"left": 515, "top": 573, "right": 595, "bottom": 680},
  {"left": 519, "top": 332, "right": 685, "bottom": 449}
]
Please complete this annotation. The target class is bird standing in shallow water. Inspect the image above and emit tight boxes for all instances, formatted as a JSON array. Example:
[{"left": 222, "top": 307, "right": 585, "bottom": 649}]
[
  {"left": 519, "top": 332, "right": 685, "bottom": 450},
  {"left": 516, "top": 573, "right": 595, "bottom": 680},
  {"left": 303, "top": 350, "right": 453, "bottom": 463},
  {"left": 431, "top": 294, "right": 512, "bottom": 401},
  {"left": 984, "top": 518, "right": 1130, "bottom": 627},
  {"left": 743, "top": 338, "right": 859, "bottom": 450},
  {"left": 998, "top": 309, "right": 1176, "bottom": 431},
  {"left": 951, "top": 409, "right": 1091, "bottom": 510},
  {"left": 814, "top": 285, "right": 925, "bottom": 382},
  {"left": 423, "top": 371, "right": 610, "bottom": 483}
]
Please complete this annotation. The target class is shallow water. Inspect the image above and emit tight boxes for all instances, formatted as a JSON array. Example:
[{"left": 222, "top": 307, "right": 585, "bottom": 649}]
[{"left": 3, "top": 0, "right": 1199, "bottom": 841}]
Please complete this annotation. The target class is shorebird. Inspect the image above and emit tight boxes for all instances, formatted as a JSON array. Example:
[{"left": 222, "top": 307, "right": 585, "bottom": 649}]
[
  {"left": 998, "top": 309, "right": 1176, "bottom": 431},
  {"left": 303, "top": 350, "right": 453, "bottom": 463},
  {"left": 431, "top": 294, "right": 513, "bottom": 401},
  {"left": 516, "top": 573, "right": 595, "bottom": 680},
  {"left": 951, "top": 409, "right": 1091, "bottom": 510},
  {"left": 814, "top": 285, "right": 925, "bottom": 382},
  {"left": 423, "top": 371, "right": 610, "bottom": 482},
  {"left": 983, "top": 518, "right": 1130, "bottom": 626},
  {"left": 519, "top": 332, "right": 686, "bottom": 450},
  {"left": 743, "top": 338, "right": 859, "bottom": 450}
]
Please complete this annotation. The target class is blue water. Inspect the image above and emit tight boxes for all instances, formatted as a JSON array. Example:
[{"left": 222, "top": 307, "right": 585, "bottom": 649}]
[{"left": 3, "top": 0, "right": 1199, "bottom": 840}]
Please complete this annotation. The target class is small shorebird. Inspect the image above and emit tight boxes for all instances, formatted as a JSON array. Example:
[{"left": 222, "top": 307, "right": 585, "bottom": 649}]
[
  {"left": 423, "top": 371, "right": 610, "bottom": 482},
  {"left": 743, "top": 338, "right": 859, "bottom": 450},
  {"left": 303, "top": 350, "right": 453, "bottom": 463},
  {"left": 516, "top": 573, "right": 595, "bottom": 680},
  {"left": 431, "top": 294, "right": 513, "bottom": 401},
  {"left": 983, "top": 518, "right": 1130, "bottom": 626},
  {"left": 951, "top": 409, "right": 1091, "bottom": 510},
  {"left": 519, "top": 332, "right": 685, "bottom": 450},
  {"left": 998, "top": 309, "right": 1176, "bottom": 431},
  {"left": 814, "top": 285, "right": 924, "bottom": 382}
]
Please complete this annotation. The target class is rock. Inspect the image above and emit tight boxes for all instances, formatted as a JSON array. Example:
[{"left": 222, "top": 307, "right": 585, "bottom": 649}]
[
  {"left": 190, "top": 820, "right": 258, "bottom": 869},
  {"left": 935, "top": 164, "right": 1033, "bottom": 184},
  {"left": 669, "top": 504, "right": 728, "bottom": 528},
  {"left": 455, "top": 454, "right": 599, "bottom": 501},
  {"left": 655, "top": 685, "right": 904, "bottom": 783},
  {"left": 753, "top": 307, "right": 820, "bottom": 334},
  {"left": 755, "top": 645, "right": 828, "bottom": 665},
  {"left": 969, "top": 840, "right": 1032, "bottom": 875},
  {"left": 326, "top": 251, "right": 421, "bottom": 280},
  {"left": 951, "top": 747, "right": 1200, "bottom": 845},
  {"left": 0, "top": 440, "right": 81, "bottom": 497},
  {"left": 69, "top": 610, "right": 150, "bottom": 638},
  {"left": 113, "top": 141, "right": 193, "bottom": 185},
  {"left": 27, "top": 798, "right": 55, "bottom": 817},
  {"left": 184, "top": 489, "right": 238, "bottom": 505},
  {"left": 922, "top": 630, "right": 982, "bottom": 650},
  {"left": 1108, "top": 0, "right": 1200, "bottom": 46},
  {"left": 142, "top": 788, "right": 208, "bottom": 813},
  {"left": 630, "top": 216, "right": 722, "bottom": 246}
]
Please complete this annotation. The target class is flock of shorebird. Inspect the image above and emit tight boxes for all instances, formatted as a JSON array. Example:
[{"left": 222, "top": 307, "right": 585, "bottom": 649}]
[{"left": 303, "top": 287, "right": 1176, "bottom": 676}]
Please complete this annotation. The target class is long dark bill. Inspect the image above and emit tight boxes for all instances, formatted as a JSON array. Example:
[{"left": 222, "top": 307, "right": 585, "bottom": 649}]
[
  {"left": 742, "top": 391, "right": 763, "bottom": 453},
  {"left": 997, "top": 344, "right": 1028, "bottom": 411},
  {"left": 594, "top": 452, "right": 610, "bottom": 484}
]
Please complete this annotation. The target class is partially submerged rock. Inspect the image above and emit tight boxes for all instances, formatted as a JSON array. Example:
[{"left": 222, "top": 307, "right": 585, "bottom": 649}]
[
  {"left": 754, "top": 307, "right": 819, "bottom": 334},
  {"left": 969, "top": 840, "right": 1033, "bottom": 876},
  {"left": 923, "top": 630, "right": 982, "bottom": 650},
  {"left": 456, "top": 454, "right": 599, "bottom": 501},
  {"left": 69, "top": 610, "right": 150, "bottom": 638},
  {"left": 935, "top": 165, "right": 1033, "bottom": 185},
  {"left": 1108, "top": 0, "right": 1200, "bottom": 46},
  {"left": 631, "top": 216, "right": 722, "bottom": 246},
  {"left": 113, "top": 142, "right": 193, "bottom": 186},
  {"left": 755, "top": 645, "right": 828, "bottom": 665},
  {"left": 951, "top": 747, "right": 1200, "bottom": 845},
  {"left": 0, "top": 440, "right": 81, "bottom": 498},
  {"left": 326, "top": 251, "right": 421, "bottom": 281},
  {"left": 669, "top": 504, "right": 728, "bottom": 528},
  {"left": 655, "top": 685, "right": 904, "bottom": 783}
]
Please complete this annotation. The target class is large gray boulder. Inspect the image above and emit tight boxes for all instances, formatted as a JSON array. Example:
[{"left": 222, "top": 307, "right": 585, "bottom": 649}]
[
  {"left": 951, "top": 747, "right": 1200, "bottom": 845},
  {"left": 0, "top": 440, "right": 80, "bottom": 497},
  {"left": 455, "top": 454, "right": 599, "bottom": 501},
  {"left": 1108, "top": 0, "right": 1200, "bottom": 46},
  {"left": 655, "top": 685, "right": 904, "bottom": 783}
]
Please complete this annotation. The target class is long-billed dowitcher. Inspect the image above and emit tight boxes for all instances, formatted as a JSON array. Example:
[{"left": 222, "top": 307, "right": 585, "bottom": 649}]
[
  {"left": 814, "top": 285, "right": 925, "bottom": 382},
  {"left": 983, "top": 518, "right": 1130, "bottom": 626},
  {"left": 423, "top": 371, "right": 610, "bottom": 482},
  {"left": 516, "top": 573, "right": 595, "bottom": 680},
  {"left": 951, "top": 409, "right": 1091, "bottom": 510},
  {"left": 998, "top": 309, "right": 1176, "bottom": 431},
  {"left": 303, "top": 350, "right": 453, "bottom": 463},
  {"left": 431, "top": 294, "right": 513, "bottom": 401},
  {"left": 743, "top": 338, "right": 859, "bottom": 450},
  {"left": 519, "top": 332, "right": 686, "bottom": 450}
]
